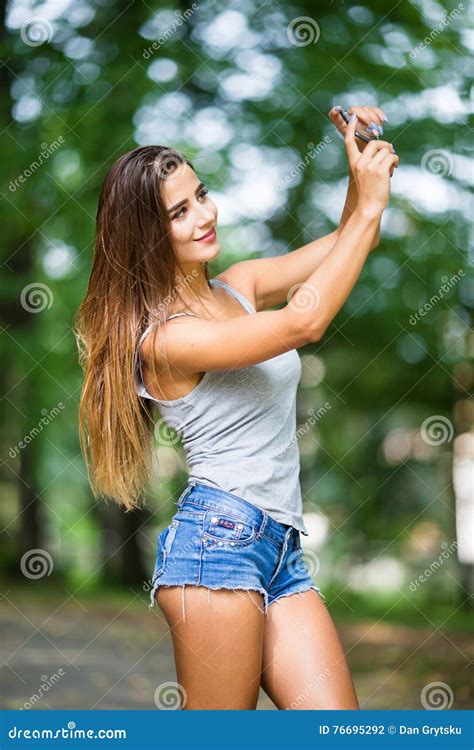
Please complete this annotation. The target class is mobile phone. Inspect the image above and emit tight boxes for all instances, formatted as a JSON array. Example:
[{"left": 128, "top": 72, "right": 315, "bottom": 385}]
[{"left": 338, "top": 108, "right": 376, "bottom": 144}]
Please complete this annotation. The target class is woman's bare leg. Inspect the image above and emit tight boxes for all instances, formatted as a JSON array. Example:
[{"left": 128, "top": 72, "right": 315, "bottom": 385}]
[
  {"left": 261, "top": 590, "right": 359, "bottom": 709},
  {"left": 155, "top": 585, "right": 265, "bottom": 709}
]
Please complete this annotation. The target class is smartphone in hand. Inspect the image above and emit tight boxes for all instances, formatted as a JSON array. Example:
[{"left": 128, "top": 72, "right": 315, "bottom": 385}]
[{"left": 338, "top": 108, "right": 377, "bottom": 144}]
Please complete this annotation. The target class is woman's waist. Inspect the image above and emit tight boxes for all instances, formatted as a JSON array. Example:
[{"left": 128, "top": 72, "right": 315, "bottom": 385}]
[{"left": 178, "top": 480, "right": 299, "bottom": 546}]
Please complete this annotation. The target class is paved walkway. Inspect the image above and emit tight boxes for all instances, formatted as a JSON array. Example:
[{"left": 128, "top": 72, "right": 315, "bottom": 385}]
[{"left": 1, "top": 590, "right": 472, "bottom": 710}]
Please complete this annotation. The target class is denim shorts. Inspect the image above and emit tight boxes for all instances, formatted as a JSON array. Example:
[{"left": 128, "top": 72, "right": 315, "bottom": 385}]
[{"left": 148, "top": 481, "right": 325, "bottom": 619}]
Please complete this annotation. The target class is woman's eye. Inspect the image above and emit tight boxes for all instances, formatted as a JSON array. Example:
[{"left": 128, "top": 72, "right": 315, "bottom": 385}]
[{"left": 172, "top": 189, "right": 208, "bottom": 220}]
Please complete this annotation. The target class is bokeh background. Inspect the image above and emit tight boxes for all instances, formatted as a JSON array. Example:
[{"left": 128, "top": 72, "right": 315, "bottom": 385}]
[{"left": 1, "top": 0, "right": 472, "bottom": 710}]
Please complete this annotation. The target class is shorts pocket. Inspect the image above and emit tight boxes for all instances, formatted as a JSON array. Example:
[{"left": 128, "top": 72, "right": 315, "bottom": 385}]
[{"left": 202, "top": 509, "right": 256, "bottom": 547}]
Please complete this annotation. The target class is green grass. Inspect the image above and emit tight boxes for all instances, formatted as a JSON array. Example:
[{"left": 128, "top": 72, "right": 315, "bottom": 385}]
[{"left": 325, "top": 585, "right": 473, "bottom": 633}]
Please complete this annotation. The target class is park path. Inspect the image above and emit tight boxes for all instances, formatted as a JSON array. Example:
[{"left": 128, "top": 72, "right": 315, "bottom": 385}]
[{"left": 1, "top": 591, "right": 472, "bottom": 710}]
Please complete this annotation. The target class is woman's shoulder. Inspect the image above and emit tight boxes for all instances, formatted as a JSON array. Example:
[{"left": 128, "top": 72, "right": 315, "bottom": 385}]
[{"left": 212, "top": 267, "right": 258, "bottom": 312}]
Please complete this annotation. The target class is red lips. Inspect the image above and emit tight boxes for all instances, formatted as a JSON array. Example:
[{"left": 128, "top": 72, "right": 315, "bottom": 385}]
[{"left": 195, "top": 227, "right": 216, "bottom": 241}]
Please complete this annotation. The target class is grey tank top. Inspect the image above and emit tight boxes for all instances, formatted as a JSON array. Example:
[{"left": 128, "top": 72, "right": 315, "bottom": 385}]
[{"left": 135, "top": 278, "right": 308, "bottom": 535}]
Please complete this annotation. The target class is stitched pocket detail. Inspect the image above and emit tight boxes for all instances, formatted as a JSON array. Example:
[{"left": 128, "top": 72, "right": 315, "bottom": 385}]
[{"left": 202, "top": 510, "right": 256, "bottom": 547}]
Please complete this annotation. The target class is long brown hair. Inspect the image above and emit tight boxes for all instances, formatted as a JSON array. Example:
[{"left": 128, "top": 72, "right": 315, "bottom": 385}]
[{"left": 73, "top": 146, "right": 210, "bottom": 511}]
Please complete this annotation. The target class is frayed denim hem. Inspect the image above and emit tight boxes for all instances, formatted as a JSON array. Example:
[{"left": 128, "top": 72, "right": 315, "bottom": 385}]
[
  {"left": 149, "top": 581, "right": 270, "bottom": 621},
  {"left": 267, "top": 584, "right": 327, "bottom": 610}
]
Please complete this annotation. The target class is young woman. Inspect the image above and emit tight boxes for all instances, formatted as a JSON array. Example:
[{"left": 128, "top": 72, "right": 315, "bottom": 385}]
[{"left": 75, "top": 105, "right": 398, "bottom": 710}]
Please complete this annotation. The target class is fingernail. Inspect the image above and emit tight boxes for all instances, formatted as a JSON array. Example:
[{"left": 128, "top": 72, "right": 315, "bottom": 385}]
[
  {"left": 381, "top": 114, "right": 388, "bottom": 122},
  {"left": 333, "top": 105, "right": 342, "bottom": 112},
  {"left": 349, "top": 113, "right": 357, "bottom": 123},
  {"left": 377, "top": 125, "right": 384, "bottom": 135},
  {"left": 369, "top": 121, "right": 377, "bottom": 128}
]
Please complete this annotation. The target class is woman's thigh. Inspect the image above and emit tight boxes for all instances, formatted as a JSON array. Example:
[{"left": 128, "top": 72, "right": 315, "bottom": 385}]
[
  {"left": 156, "top": 585, "right": 265, "bottom": 710},
  {"left": 261, "top": 590, "right": 360, "bottom": 710}
]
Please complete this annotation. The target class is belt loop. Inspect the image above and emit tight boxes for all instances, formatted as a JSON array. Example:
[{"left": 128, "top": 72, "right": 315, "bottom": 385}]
[
  {"left": 256, "top": 510, "right": 268, "bottom": 540},
  {"left": 176, "top": 480, "right": 197, "bottom": 508}
]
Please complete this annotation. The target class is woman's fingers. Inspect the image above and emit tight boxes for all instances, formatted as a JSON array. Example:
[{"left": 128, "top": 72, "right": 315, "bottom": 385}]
[
  {"left": 347, "top": 128, "right": 397, "bottom": 210},
  {"left": 373, "top": 106, "right": 388, "bottom": 123},
  {"left": 359, "top": 144, "right": 399, "bottom": 179},
  {"left": 363, "top": 108, "right": 384, "bottom": 137},
  {"left": 356, "top": 138, "right": 395, "bottom": 168},
  {"left": 347, "top": 106, "right": 371, "bottom": 126},
  {"left": 379, "top": 152, "right": 399, "bottom": 175},
  {"left": 344, "top": 114, "right": 361, "bottom": 165},
  {"left": 369, "top": 150, "right": 399, "bottom": 179},
  {"left": 386, "top": 152, "right": 399, "bottom": 168},
  {"left": 347, "top": 106, "right": 385, "bottom": 137},
  {"left": 328, "top": 105, "right": 346, "bottom": 133},
  {"left": 347, "top": 106, "right": 379, "bottom": 135},
  {"left": 335, "top": 105, "right": 393, "bottom": 166},
  {"left": 367, "top": 109, "right": 384, "bottom": 136},
  {"left": 369, "top": 145, "right": 399, "bottom": 168},
  {"left": 329, "top": 105, "right": 388, "bottom": 140}
]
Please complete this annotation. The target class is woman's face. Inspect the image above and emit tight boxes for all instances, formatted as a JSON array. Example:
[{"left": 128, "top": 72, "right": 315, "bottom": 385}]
[{"left": 162, "top": 163, "right": 220, "bottom": 264}]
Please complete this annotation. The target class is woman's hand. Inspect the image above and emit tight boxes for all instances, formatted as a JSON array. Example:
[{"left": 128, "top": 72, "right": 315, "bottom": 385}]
[
  {"left": 329, "top": 104, "right": 398, "bottom": 178},
  {"left": 328, "top": 104, "right": 389, "bottom": 152},
  {"left": 345, "top": 114, "right": 399, "bottom": 215}
]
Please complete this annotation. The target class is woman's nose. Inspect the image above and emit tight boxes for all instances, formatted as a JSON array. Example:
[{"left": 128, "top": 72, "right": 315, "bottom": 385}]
[{"left": 197, "top": 204, "right": 216, "bottom": 225}]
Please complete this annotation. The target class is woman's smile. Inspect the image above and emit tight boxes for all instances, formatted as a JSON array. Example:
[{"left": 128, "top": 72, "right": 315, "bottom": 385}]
[{"left": 195, "top": 226, "right": 217, "bottom": 243}]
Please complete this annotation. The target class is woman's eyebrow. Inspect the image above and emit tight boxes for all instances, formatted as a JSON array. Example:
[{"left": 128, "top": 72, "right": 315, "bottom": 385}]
[{"left": 167, "top": 182, "right": 205, "bottom": 213}]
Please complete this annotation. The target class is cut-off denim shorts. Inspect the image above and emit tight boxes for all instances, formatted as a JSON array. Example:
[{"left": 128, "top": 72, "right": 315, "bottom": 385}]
[{"left": 148, "top": 481, "right": 326, "bottom": 620}]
